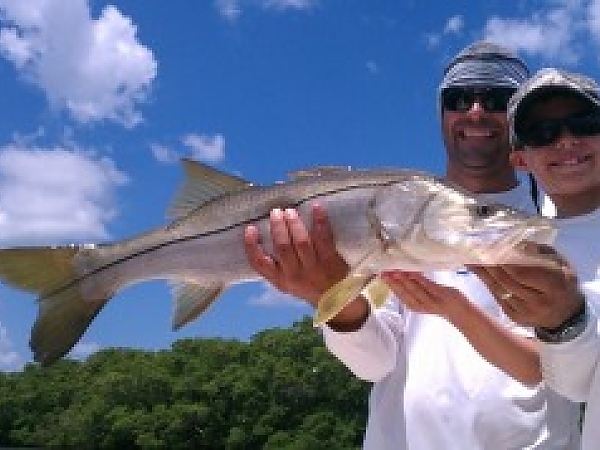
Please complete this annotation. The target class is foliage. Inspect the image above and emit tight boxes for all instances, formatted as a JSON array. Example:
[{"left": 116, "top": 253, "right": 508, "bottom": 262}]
[{"left": 0, "top": 317, "right": 368, "bottom": 449}]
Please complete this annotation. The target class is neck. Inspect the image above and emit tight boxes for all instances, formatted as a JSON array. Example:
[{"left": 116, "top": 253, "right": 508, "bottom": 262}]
[
  {"left": 552, "top": 187, "right": 600, "bottom": 218},
  {"left": 445, "top": 167, "right": 519, "bottom": 194}
]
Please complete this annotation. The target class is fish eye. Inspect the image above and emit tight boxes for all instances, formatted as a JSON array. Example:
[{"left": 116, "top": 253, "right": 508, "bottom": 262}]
[{"left": 474, "top": 204, "right": 494, "bottom": 218}]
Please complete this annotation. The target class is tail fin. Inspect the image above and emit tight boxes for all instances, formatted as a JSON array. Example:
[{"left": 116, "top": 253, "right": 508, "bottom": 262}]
[{"left": 0, "top": 246, "right": 112, "bottom": 365}]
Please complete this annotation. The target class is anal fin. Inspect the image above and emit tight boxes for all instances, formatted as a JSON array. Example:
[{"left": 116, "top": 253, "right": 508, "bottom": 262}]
[{"left": 172, "top": 282, "right": 224, "bottom": 330}]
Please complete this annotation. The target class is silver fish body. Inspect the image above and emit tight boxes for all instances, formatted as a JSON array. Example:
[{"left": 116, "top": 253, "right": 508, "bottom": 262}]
[{"left": 0, "top": 160, "right": 556, "bottom": 365}]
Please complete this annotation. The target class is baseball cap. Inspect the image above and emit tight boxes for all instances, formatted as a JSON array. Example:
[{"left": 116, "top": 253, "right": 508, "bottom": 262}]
[{"left": 508, "top": 67, "right": 600, "bottom": 146}]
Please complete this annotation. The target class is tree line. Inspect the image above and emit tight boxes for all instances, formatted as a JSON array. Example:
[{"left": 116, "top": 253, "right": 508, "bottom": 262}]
[{"left": 0, "top": 317, "right": 369, "bottom": 449}]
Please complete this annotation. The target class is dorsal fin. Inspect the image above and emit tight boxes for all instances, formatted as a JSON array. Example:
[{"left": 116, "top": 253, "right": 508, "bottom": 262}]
[{"left": 168, "top": 159, "right": 253, "bottom": 219}]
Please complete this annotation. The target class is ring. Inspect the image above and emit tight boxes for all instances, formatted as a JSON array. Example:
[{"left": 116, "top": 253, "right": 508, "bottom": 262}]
[{"left": 500, "top": 292, "right": 514, "bottom": 301}]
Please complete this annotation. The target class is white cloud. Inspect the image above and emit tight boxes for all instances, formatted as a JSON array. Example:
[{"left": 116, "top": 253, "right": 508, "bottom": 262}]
[
  {"left": 0, "top": 0, "right": 157, "bottom": 127},
  {"left": 0, "top": 144, "right": 128, "bottom": 246},
  {"left": 260, "top": 0, "right": 318, "bottom": 10},
  {"left": 0, "top": 323, "right": 23, "bottom": 372},
  {"left": 150, "top": 143, "right": 180, "bottom": 164},
  {"left": 483, "top": 7, "right": 579, "bottom": 63},
  {"left": 366, "top": 60, "right": 379, "bottom": 74},
  {"left": 426, "top": 15, "right": 464, "bottom": 48},
  {"left": 216, "top": 0, "right": 242, "bottom": 21},
  {"left": 445, "top": 15, "right": 464, "bottom": 34},
  {"left": 181, "top": 133, "right": 225, "bottom": 163},
  {"left": 215, "top": 0, "right": 317, "bottom": 20},
  {"left": 477, "top": 0, "right": 600, "bottom": 64},
  {"left": 71, "top": 341, "right": 100, "bottom": 360}
]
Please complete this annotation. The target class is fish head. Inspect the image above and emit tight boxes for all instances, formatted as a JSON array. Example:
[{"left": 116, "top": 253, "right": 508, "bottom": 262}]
[{"left": 370, "top": 177, "right": 557, "bottom": 267}]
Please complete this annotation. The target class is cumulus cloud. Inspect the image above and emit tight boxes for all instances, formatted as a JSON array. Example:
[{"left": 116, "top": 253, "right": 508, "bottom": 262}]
[
  {"left": 0, "top": 144, "right": 128, "bottom": 246},
  {"left": 478, "top": 0, "right": 600, "bottom": 64},
  {"left": 483, "top": 5, "right": 581, "bottom": 63},
  {"left": 151, "top": 133, "right": 226, "bottom": 165},
  {"left": 215, "top": 0, "right": 317, "bottom": 21},
  {"left": 0, "top": 0, "right": 157, "bottom": 127},
  {"left": 181, "top": 133, "right": 225, "bottom": 163}
]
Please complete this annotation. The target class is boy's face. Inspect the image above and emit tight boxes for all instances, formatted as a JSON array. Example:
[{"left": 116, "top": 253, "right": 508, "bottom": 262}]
[{"left": 511, "top": 95, "right": 600, "bottom": 199}]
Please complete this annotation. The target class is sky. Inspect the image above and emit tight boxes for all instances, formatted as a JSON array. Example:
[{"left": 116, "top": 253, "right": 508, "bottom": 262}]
[{"left": 0, "top": 0, "right": 599, "bottom": 370}]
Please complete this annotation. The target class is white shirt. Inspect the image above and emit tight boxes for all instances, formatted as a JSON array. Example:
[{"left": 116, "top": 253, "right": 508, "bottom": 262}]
[
  {"left": 540, "top": 208, "right": 600, "bottom": 450},
  {"left": 322, "top": 183, "right": 581, "bottom": 449}
]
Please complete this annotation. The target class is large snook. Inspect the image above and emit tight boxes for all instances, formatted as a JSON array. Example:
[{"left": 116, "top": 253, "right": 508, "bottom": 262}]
[{"left": 0, "top": 159, "right": 556, "bottom": 365}]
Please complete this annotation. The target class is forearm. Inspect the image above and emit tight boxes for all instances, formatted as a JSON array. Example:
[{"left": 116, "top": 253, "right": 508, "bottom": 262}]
[
  {"left": 322, "top": 299, "right": 403, "bottom": 382},
  {"left": 447, "top": 298, "right": 542, "bottom": 385},
  {"left": 539, "top": 303, "right": 600, "bottom": 401}
]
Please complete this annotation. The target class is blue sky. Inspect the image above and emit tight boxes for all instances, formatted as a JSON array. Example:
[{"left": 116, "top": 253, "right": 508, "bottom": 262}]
[{"left": 0, "top": 0, "right": 599, "bottom": 370}]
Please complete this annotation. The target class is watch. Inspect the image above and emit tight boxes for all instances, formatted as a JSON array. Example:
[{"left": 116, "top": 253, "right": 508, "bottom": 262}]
[{"left": 535, "top": 302, "right": 588, "bottom": 344}]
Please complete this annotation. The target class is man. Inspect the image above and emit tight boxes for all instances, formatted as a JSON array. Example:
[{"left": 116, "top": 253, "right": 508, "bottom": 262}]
[
  {"left": 244, "top": 43, "right": 581, "bottom": 448},
  {"left": 472, "top": 67, "right": 600, "bottom": 450}
]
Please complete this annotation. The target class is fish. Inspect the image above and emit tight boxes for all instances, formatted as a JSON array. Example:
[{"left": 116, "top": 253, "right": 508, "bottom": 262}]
[{"left": 0, "top": 159, "right": 557, "bottom": 365}]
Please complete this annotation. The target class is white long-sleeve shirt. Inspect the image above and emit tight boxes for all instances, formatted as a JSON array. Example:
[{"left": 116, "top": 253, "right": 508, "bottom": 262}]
[
  {"left": 322, "top": 184, "right": 581, "bottom": 450},
  {"left": 539, "top": 208, "right": 600, "bottom": 450}
]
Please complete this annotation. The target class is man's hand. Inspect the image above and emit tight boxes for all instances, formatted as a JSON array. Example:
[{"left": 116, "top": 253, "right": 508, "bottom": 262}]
[{"left": 244, "top": 203, "right": 349, "bottom": 307}]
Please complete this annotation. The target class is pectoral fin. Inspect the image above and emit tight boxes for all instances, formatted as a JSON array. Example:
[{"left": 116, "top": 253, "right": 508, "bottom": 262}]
[
  {"left": 314, "top": 274, "right": 375, "bottom": 326},
  {"left": 172, "top": 282, "right": 224, "bottom": 330},
  {"left": 363, "top": 278, "right": 391, "bottom": 308}
]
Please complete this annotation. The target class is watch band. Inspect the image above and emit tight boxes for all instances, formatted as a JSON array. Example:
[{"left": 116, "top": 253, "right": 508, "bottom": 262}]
[{"left": 535, "top": 302, "right": 588, "bottom": 344}]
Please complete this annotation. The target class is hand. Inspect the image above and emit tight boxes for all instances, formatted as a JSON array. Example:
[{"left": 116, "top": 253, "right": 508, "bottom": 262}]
[
  {"left": 244, "top": 203, "right": 350, "bottom": 307},
  {"left": 380, "top": 271, "right": 468, "bottom": 321},
  {"left": 469, "top": 242, "right": 585, "bottom": 329}
]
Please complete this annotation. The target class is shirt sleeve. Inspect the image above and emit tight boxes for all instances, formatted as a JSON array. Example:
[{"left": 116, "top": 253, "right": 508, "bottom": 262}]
[
  {"left": 321, "top": 300, "right": 405, "bottom": 382},
  {"left": 540, "top": 303, "right": 600, "bottom": 402}
]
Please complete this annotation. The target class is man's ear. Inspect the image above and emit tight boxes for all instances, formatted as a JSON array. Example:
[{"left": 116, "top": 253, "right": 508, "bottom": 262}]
[{"left": 509, "top": 149, "right": 529, "bottom": 170}]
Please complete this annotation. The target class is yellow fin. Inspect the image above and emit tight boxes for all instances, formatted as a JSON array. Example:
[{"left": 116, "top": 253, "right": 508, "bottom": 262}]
[
  {"left": 0, "top": 246, "right": 112, "bottom": 365},
  {"left": 168, "top": 159, "right": 253, "bottom": 219},
  {"left": 314, "top": 274, "right": 375, "bottom": 326},
  {"left": 171, "top": 282, "right": 224, "bottom": 330},
  {"left": 362, "top": 278, "right": 390, "bottom": 308}
]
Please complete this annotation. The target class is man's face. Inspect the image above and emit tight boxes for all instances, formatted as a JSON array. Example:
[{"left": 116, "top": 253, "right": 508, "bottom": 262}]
[
  {"left": 441, "top": 87, "right": 513, "bottom": 178},
  {"left": 512, "top": 96, "right": 600, "bottom": 199}
]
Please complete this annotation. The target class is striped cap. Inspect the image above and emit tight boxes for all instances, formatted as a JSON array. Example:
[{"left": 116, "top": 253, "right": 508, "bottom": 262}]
[{"left": 439, "top": 41, "right": 530, "bottom": 111}]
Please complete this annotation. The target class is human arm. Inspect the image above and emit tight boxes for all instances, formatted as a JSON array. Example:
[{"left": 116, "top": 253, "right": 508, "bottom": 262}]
[
  {"left": 469, "top": 242, "right": 597, "bottom": 398},
  {"left": 381, "top": 271, "right": 542, "bottom": 385},
  {"left": 243, "top": 203, "right": 369, "bottom": 329},
  {"left": 244, "top": 203, "right": 402, "bottom": 381}
]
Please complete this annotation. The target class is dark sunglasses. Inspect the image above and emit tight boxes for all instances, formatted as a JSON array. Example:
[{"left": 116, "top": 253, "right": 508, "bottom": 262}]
[
  {"left": 442, "top": 87, "right": 516, "bottom": 113},
  {"left": 517, "top": 113, "right": 600, "bottom": 148}
]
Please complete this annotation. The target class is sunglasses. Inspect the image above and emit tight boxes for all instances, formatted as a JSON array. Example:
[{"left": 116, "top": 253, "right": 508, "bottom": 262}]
[
  {"left": 442, "top": 87, "right": 516, "bottom": 113},
  {"left": 517, "top": 113, "right": 600, "bottom": 148}
]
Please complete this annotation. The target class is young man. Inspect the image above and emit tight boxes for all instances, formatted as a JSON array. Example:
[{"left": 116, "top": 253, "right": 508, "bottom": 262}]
[
  {"left": 473, "top": 67, "right": 600, "bottom": 450},
  {"left": 244, "top": 43, "right": 581, "bottom": 448}
]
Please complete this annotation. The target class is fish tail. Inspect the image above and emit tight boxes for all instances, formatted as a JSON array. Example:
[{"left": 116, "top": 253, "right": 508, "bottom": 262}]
[{"left": 0, "top": 246, "right": 114, "bottom": 365}]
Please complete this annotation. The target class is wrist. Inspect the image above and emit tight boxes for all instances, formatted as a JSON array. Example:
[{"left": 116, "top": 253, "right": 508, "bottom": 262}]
[{"left": 535, "top": 301, "right": 588, "bottom": 344}]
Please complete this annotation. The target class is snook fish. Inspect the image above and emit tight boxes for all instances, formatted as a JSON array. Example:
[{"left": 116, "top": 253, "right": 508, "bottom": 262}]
[{"left": 0, "top": 159, "right": 556, "bottom": 365}]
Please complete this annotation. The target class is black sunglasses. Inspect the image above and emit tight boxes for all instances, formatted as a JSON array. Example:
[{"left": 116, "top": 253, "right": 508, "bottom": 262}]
[
  {"left": 517, "top": 113, "right": 600, "bottom": 148},
  {"left": 442, "top": 87, "right": 516, "bottom": 113}
]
